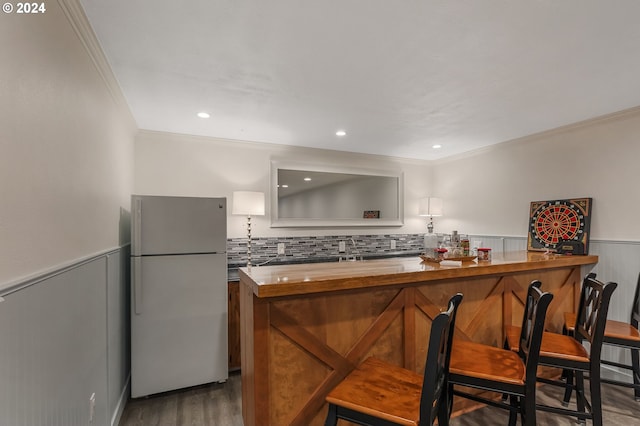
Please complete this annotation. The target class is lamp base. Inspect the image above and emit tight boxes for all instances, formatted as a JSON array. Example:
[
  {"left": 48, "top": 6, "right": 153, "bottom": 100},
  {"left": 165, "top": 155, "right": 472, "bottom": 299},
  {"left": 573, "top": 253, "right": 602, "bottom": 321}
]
[{"left": 246, "top": 215, "right": 252, "bottom": 268}]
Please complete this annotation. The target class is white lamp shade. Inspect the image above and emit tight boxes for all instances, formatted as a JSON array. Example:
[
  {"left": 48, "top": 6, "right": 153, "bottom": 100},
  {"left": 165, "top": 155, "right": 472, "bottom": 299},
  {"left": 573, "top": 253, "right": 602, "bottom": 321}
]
[
  {"left": 418, "top": 197, "right": 443, "bottom": 217},
  {"left": 232, "top": 191, "right": 265, "bottom": 216}
]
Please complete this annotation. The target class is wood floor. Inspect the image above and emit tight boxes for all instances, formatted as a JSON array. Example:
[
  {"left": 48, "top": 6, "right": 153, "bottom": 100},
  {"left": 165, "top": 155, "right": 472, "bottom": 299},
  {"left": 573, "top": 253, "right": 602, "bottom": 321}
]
[
  {"left": 118, "top": 372, "right": 242, "bottom": 426},
  {"left": 119, "top": 371, "right": 640, "bottom": 426}
]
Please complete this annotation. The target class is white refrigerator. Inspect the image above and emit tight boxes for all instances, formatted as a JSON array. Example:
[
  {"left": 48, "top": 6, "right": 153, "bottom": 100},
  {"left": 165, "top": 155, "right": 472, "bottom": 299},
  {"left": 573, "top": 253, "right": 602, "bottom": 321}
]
[{"left": 130, "top": 195, "right": 228, "bottom": 398}]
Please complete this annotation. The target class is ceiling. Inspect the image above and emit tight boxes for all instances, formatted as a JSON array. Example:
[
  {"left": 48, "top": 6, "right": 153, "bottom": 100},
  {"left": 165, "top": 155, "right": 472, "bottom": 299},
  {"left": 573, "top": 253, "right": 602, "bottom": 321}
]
[{"left": 80, "top": 0, "right": 640, "bottom": 161}]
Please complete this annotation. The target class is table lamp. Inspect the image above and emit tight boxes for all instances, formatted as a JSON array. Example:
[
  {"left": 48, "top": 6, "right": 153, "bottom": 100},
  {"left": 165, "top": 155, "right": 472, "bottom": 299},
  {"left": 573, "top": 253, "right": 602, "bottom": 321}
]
[
  {"left": 232, "top": 191, "right": 265, "bottom": 268},
  {"left": 419, "top": 197, "right": 443, "bottom": 257}
]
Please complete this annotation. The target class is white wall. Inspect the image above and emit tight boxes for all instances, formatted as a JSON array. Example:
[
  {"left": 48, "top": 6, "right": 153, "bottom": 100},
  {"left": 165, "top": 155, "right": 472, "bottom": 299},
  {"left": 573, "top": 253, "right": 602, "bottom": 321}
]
[
  {"left": 134, "top": 130, "right": 432, "bottom": 238},
  {"left": 430, "top": 108, "right": 640, "bottom": 241},
  {"left": 1, "top": 1, "right": 135, "bottom": 425},
  {"left": 0, "top": 0, "right": 136, "bottom": 288},
  {"left": 135, "top": 106, "right": 640, "bottom": 244}
]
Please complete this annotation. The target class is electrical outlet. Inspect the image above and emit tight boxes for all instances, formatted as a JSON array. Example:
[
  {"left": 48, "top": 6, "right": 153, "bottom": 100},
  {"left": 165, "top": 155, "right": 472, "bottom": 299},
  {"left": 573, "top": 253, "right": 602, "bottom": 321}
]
[
  {"left": 277, "top": 243, "right": 285, "bottom": 255},
  {"left": 89, "top": 392, "right": 96, "bottom": 423},
  {"left": 339, "top": 241, "right": 346, "bottom": 252},
  {"left": 390, "top": 240, "right": 396, "bottom": 250}
]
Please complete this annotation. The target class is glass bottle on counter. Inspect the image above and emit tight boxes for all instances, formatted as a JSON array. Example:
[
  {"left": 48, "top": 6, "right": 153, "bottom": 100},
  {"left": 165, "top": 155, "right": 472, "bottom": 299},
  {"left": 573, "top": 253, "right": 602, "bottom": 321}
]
[
  {"left": 444, "top": 231, "right": 463, "bottom": 257},
  {"left": 424, "top": 228, "right": 438, "bottom": 259},
  {"left": 451, "top": 230, "right": 460, "bottom": 246},
  {"left": 461, "top": 238, "right": 470, "bottom": 256}
]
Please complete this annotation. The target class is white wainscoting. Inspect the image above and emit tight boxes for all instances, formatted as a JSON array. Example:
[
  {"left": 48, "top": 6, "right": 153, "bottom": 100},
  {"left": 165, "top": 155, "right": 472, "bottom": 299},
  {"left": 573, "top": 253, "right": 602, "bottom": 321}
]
[
  {"left": 466, "top": 235, "right": 522, "bottom": 254},
  {"left": 0, "top": 246, "right": 129, "bottom": 426}
]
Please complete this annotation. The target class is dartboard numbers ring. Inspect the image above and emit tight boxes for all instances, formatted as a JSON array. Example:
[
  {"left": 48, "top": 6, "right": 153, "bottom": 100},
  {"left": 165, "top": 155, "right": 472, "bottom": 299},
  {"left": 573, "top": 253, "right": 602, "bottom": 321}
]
[
  {"left": 531, "top": 200, "right": 584, "bottom": 248},
  {"left": 527, "top": 197, "right": 592, "bottom": 254}
]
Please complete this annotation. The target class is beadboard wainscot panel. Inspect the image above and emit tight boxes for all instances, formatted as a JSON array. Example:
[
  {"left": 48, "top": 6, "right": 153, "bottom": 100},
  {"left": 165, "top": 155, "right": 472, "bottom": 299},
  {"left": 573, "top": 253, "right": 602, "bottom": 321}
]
[
  {"left": 467, "top": 235, "right": 508, "bottom": 254},
  {"left": 0, "top": 247, "right": 129, "bottom": 426},
  {"left": 107, "top": 247, "right": 130, "bottom": 426}
]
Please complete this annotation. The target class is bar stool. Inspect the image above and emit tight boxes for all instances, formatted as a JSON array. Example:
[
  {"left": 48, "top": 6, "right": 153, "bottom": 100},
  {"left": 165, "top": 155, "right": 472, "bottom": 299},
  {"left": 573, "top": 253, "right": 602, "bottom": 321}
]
[
  {"left": 504, "top": 274, "right": 617, "bottom": 426},
  {"left": 449, "top": 282, "right": 553, "bottom": 426},
  {"left": 324, "top": 293, "right": 463, "bottom": 426},
  {"left": 563, "top": 272, "right": 640, "bottom": 400}
]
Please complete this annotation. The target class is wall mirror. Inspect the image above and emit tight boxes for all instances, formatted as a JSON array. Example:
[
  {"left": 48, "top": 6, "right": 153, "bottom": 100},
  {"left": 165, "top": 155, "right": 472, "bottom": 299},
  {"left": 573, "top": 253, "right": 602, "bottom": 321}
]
[{"left": 270, "top": 161, "right": 404, "bottom": 227}]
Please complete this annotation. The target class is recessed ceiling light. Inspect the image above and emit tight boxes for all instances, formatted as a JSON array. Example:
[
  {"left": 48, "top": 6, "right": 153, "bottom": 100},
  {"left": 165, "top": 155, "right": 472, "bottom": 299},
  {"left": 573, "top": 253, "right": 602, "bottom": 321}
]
[
  {"left": 282, "top": 184, "right": 289, "bottom": 188},
  {"left": 197, "top": 112, "right": 210, "bottom": 119},
  {"left": 304, "top": 177, "right": 312, "bottom": 181},
  {"left": 336, "top": 130, "right": 347, "bottom": 137},
  {"left": 432, "top": 144, "right": 442, "bottom": 149}
]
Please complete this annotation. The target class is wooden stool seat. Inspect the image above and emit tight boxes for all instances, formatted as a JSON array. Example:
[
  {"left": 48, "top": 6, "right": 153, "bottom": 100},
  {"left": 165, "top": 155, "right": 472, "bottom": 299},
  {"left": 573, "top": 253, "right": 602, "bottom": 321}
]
[
  {"left": 564, "top": 312, "right": 640, "bottom": 343},
  {"left": 450, "top": 340, "right": 525, "bottom": 386},
  {"left": 326, "top": 357, "right": 422, "bottom": 426},
  {"left": 505, "top": 325, "right": 590, "bottom": 364}
]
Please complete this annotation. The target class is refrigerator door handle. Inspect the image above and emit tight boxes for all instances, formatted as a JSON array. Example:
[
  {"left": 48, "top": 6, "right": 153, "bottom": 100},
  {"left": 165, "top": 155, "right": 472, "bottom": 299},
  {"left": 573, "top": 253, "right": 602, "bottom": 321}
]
[
  {"left": 132, "top": 257, "right": 143, "bottom": 314},
  {"left": 132, "top": 197, "right": 142, "bottom": 256}
]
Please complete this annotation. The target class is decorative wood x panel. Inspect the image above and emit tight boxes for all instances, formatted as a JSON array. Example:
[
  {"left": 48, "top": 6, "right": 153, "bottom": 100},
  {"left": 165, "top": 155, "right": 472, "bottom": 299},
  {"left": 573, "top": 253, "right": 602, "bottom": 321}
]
[{"left": 268, "top": 287, "right": 464, "bottom": 425}]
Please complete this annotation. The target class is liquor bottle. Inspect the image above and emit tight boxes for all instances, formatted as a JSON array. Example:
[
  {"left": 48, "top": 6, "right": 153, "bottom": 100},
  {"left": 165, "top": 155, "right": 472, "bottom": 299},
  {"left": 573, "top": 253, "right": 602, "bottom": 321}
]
[
  {"left": 451, "top": 230, "right": 460, "bottom": 246},
  {"left": 424, "top": 229, "right": 438, "bottom": 259},
  {"left": 461, "top": 239, "right": 470, "bottom": 256}
]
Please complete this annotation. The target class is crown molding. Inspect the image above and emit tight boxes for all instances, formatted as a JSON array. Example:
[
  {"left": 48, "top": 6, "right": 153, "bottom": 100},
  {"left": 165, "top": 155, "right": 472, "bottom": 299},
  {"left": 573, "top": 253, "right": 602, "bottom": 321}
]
[
  {"left": 434, "top": 104, "right": 640, "bottom": 165},
  {"left": 57, "top": 0, "right": 136, "bottom": 128}
]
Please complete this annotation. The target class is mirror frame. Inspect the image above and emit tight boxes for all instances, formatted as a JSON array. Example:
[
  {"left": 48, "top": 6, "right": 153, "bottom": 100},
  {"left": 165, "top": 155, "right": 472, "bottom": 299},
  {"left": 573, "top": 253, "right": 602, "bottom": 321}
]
[{"left": 270, "top": 161, "right": 404, "bottom": 228}]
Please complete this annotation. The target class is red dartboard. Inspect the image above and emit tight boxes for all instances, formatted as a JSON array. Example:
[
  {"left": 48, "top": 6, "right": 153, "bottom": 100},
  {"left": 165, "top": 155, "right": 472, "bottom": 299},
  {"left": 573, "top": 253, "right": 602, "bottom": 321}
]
[{"left": 527, "top": 198, "right": 592, "bottom": 254}]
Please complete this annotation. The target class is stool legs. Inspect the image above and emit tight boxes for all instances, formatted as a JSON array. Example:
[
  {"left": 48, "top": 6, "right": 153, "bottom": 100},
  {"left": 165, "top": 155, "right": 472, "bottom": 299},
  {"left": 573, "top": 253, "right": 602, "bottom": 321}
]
[
  {"left": 507, "top": 395, "right": 517, "bottom": 426},
  {"left": 562, "top": 369, "right": 574, "bottom": 407},
  {"left": 324, "top": 404, "right": 337, "bottom": 426},
  {"left": 576, "top": 371, "right": 588, "bottom": 426},
  {"left": 632, "top": 347, "right": 640, "bottom": 401},
  {"left": 576, "top": 372, "right": 587, "bottom": 425},
  {"left": 561, "top": 369, "right": 597, "bottom": 425},
  {"left": 589, "top": 370, "right": 603, "bottom": 426}
]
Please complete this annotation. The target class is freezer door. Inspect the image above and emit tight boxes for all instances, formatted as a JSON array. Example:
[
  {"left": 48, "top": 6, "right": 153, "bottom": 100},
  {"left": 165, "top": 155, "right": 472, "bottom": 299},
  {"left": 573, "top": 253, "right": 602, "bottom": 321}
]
[
  {"left": 132, "top": 195, "right": 227, "bottom": 256},
  {"left": 131, "top": 253, "right": 228, "bottom": 397}
]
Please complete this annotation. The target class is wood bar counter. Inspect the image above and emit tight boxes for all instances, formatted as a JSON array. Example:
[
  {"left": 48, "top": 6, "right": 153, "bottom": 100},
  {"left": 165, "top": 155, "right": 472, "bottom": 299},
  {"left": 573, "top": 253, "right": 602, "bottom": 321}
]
[{"left": 239, "top": 251, "right": 597, "bottom": 426}]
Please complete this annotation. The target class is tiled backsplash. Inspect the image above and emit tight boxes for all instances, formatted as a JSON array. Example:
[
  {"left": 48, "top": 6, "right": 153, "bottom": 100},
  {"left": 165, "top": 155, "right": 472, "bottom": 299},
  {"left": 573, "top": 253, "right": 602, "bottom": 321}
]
[{"left": 227, "top": 234, "right": 424, "bottom": 266}]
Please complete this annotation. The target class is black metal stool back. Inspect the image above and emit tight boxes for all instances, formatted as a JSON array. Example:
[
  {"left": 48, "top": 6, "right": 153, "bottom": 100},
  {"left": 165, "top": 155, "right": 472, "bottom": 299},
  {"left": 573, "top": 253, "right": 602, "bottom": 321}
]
[
  {"left": 420, "top": 293, "right": 463, "bottom": 424},
  {"left": 574, "top": 273, "right": 612, "bottom": 362},
  {"left": 632, "top": 271, "right": 640, "bottom": 331},
  {"left": 518, "top": 281, "right": 547, "bottom": 389}
]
